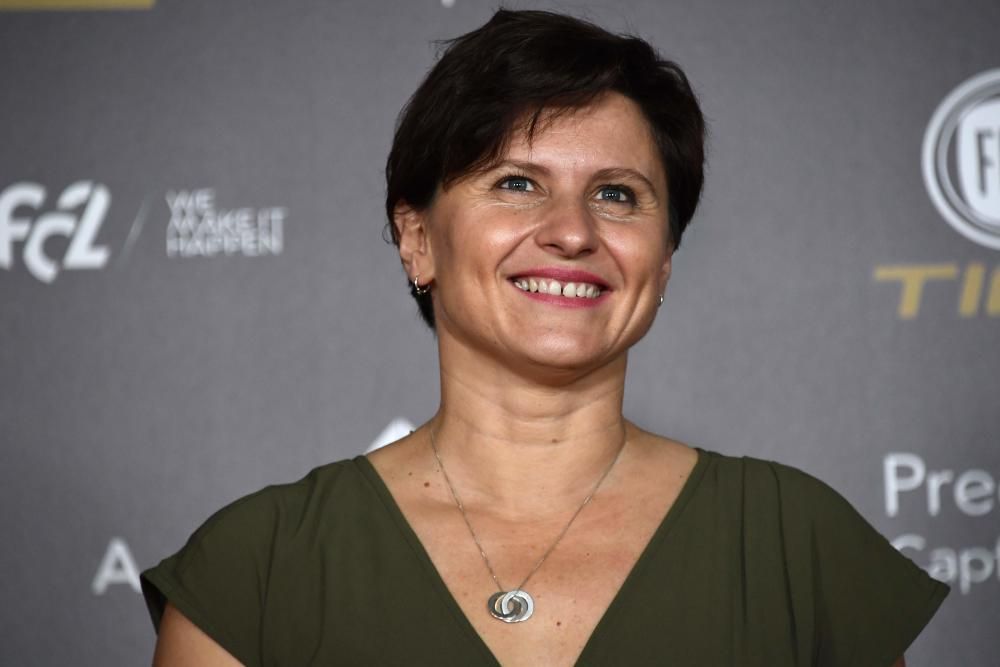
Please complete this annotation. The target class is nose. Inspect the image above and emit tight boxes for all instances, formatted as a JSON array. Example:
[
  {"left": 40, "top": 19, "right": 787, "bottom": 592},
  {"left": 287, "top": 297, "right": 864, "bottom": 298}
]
[{"left": 534, "top": 195, "right": 600, "bottom": 259}]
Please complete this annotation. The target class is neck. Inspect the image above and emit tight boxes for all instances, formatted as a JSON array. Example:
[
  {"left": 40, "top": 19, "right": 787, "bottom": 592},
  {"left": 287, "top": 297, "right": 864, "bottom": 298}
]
[{"left": 429, "top": 332, "right": 631, "bottom": 518}]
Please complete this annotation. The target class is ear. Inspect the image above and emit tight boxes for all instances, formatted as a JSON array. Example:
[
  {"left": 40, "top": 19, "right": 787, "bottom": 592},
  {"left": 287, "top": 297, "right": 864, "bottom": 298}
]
[
  {"left": 657, "top": 244, "right": 673, "bottom": 297},
  {"left": 393, "top": 202, "right": 434, "bottom": 283}
]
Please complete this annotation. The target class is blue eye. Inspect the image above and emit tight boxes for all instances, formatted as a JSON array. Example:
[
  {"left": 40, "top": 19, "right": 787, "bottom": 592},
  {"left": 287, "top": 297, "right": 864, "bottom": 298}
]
[
  {"left": 497, "top": 175, "right": 534, "bottom": 192},
  {"left": 597, "top": 186, "right": 634, "bottom": 204}
]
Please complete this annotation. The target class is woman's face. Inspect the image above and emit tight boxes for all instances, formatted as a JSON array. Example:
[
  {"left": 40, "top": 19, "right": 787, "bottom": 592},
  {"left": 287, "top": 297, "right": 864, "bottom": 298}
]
[{"left": 404, "top": 92, "right": 672, "bottom": 378}]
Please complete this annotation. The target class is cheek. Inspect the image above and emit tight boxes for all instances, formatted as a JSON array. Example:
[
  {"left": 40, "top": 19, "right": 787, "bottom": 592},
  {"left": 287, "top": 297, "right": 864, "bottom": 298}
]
[
  {"left": 607, "top": 227, "right": 670, "bottom": 281},
  {"left": 448, "top": 210, "right": 527, "bottom": 271}
]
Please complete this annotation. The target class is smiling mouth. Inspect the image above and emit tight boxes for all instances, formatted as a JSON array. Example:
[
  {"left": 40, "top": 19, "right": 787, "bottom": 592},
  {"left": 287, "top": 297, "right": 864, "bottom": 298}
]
[{"left": 510, "top": 277, "right": 604, "bottom": 299}]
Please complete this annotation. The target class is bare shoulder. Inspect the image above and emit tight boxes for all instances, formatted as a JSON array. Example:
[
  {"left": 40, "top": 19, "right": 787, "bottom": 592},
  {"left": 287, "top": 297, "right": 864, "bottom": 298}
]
[
  {"left": 152, "top": 602, "right": 243, "bottom": 666},
  {"left": 365, "top": 428, "right": 422, "bottom": 470},
  {"left": 364, "top": 429, "right": 433, "bottom": 497},
  {"left": 624, "top": 422, "right": 699, "bottom": 480}
]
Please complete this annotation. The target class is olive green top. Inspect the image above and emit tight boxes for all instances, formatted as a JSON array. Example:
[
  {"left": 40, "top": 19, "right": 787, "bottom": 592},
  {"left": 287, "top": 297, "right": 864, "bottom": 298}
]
[{"left": 141, "top": 447, "right": 949, "bottom": 666}]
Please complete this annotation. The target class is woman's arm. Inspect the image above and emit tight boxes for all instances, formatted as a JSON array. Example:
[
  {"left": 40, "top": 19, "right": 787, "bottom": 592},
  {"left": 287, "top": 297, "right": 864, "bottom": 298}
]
[{"left": 152, "top": 602, "right": 243, "bottom": 667}]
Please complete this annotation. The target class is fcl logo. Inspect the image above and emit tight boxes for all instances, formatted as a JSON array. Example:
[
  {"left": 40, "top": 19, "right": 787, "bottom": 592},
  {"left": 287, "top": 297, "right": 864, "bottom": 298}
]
[
  {"left": 0, "top": 181, "right": 111, "bottom": 283},
  {"left": 923, "top": 69, "right": 1000, "bottom": 250}
]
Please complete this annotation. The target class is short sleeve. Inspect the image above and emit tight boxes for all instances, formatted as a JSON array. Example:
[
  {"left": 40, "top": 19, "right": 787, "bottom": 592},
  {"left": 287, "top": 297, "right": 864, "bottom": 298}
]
[
  {"left": 776, "top": 463, "right": 950, "bottom": 667},
  {"left": 141, "top": 486, "right": 285, "bottom": 667}
]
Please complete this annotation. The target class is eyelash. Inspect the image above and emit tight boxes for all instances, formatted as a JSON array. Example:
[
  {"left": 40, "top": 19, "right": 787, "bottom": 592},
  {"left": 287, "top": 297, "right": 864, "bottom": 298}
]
[
  {"left": 494, "top": 173, "right": 637, "bottom": 205},
  {"left": 495, "top": 173, "right": 535, "bottom": 192},
  {"left": 597, "top": 184, "right": 636, "bottom": 205}
]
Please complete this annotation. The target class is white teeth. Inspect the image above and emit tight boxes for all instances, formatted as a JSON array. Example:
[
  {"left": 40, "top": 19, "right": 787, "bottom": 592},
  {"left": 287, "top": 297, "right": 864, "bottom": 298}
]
[{"left": 512, "top": 277, "right": 603, "bottom": 298}]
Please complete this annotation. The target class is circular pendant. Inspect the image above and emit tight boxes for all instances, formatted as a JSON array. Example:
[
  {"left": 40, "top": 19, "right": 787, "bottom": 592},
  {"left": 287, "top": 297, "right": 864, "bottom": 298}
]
[{"left": 488, "top": 589, "right": 534, "bottom": 623}]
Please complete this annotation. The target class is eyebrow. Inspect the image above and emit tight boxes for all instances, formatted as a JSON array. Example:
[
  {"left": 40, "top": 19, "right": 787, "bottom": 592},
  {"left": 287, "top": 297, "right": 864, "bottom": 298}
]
[
  {"left": 592, "top": 167, "right": 661, "bottom": 199},
  {"left": 488, "top": 160, "right": 662, "bottom": 201},
  {"left": 489, "top": 159, "right": 552, "bottom": 177}
]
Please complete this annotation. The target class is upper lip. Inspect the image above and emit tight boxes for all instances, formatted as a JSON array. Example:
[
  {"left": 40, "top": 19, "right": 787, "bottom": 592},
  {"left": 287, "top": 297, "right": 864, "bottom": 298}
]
[{"left": 509, "top": 267, "right": 611, "bottom": 289}]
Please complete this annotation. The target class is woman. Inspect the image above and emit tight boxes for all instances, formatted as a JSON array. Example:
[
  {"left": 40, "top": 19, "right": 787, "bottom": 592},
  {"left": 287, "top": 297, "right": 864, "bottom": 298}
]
[{"left": 142, "top": 10, "right": 948, "bottom": 666}]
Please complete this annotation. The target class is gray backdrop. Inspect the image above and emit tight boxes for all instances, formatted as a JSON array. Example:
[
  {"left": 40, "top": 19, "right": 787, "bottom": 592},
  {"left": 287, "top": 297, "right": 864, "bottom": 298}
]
[{"left": 1, "top": 0, "right": 997, "bottom": 665}]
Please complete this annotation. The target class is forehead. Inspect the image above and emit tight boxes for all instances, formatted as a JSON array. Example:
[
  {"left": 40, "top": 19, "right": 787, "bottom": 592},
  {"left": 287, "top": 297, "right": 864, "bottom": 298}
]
[{"left": 502, "top": 93, "right": 665, "bottom": 186}]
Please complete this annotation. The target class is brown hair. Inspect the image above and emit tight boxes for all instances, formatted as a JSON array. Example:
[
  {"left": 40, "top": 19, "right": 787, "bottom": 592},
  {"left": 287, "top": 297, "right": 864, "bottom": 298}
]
[{"left": 385, "top": 9, "right": 706, "bottom": 328}]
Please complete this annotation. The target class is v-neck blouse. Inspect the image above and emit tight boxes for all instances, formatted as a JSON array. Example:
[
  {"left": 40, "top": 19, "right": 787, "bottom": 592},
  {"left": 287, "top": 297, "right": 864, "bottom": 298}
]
[{"left": 141, "top": 447, "right": 949, "bottom": 666}]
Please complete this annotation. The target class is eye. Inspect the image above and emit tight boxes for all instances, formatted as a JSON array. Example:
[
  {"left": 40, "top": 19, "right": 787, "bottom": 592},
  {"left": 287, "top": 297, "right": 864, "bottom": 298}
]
[
  {"left": 496, "top": 174, "right": 536, "bottom": 193},
  {"left": 596, "top": 185, "right": 635, "bottom": 204}
]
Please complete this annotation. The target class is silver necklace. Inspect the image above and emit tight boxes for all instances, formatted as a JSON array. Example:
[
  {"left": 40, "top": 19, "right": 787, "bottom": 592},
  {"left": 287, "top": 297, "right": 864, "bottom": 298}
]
[{"left": 428, "top": 427, "right": 627, "bottom": 623}]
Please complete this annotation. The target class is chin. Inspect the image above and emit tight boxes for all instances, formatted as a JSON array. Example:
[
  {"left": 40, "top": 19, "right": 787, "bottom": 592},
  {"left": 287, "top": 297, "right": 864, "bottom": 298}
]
[{"left": 509, "top": 337, "right": 618, "bottom": 375}]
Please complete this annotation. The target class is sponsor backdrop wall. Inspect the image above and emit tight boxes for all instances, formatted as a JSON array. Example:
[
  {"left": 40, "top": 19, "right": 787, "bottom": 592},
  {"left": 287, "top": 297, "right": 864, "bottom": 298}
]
[{"left": 0, "top": 0, "right": 996, "bottom": 664}]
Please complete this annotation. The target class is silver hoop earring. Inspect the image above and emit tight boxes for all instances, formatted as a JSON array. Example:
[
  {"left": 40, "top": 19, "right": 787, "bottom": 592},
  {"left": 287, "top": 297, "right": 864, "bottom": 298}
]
[
  {"left": 413, "top": 274, "right": 430, "bottom": 295},
  {"left": 658, "top": 294, "right": 664, "bottom": 307}
]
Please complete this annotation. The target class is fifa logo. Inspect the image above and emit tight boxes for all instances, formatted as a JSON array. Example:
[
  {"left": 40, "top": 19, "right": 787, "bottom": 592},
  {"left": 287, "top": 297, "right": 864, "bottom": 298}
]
[
  {"left": 923, "top": 69, "right": 1000, "bottom": 250},
  {"left": 0, "top": 181, "right": 111, "bottom": 283}
]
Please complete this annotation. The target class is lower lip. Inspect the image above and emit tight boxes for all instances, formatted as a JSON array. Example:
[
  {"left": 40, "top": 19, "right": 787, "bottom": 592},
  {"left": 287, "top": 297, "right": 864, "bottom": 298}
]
[{"left": 509, "top": 282, "right": 610, "bottom": 308}]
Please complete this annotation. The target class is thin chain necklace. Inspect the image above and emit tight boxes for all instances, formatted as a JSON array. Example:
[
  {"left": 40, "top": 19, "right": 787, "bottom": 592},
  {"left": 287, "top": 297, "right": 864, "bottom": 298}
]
[{"left": 428, "top": 426, "right": 627, "bottom": 623}]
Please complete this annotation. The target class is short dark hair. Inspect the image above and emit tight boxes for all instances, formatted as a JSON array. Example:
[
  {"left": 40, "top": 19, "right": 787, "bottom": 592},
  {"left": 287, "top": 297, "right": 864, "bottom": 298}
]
[{"left": 385, "top": 9, "right": 706, "bottom": 329}]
